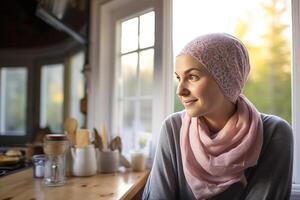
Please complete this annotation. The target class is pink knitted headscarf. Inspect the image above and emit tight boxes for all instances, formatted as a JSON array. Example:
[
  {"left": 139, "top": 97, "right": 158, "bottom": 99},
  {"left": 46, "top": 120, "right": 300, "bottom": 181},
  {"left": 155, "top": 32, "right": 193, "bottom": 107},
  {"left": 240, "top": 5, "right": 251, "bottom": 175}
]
[
  {"left": 178, "top": 33, "right": 250, "bottom": 103},
  {"left": 178, "top": 33, "right": 263, "bottom": 199}
]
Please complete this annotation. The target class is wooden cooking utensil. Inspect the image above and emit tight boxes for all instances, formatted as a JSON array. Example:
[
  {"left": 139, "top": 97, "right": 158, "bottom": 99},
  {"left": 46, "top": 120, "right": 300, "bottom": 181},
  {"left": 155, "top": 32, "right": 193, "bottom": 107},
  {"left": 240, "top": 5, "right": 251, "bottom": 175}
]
[
  {"left": 76, "top": 129, "right": 90, "bottom": 148},
  {"left": 63, "top": 117, "right": 78, "bottom": 147},
  {"left": 110, "top": 136, "right": 122, "bottom": 152},
  {"left": 93, "top": 128, "right": 103, "bottom": 150},
  {"left": 101, "top": 125, "right": 109, "bottom": 151}
]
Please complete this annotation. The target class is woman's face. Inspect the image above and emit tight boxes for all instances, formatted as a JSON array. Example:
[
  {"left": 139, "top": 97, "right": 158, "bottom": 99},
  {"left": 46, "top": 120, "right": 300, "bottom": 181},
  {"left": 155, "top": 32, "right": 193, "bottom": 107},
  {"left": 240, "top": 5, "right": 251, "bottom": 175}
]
[{"left": 175, "top": 55, "right": 226, "bottom": 117}]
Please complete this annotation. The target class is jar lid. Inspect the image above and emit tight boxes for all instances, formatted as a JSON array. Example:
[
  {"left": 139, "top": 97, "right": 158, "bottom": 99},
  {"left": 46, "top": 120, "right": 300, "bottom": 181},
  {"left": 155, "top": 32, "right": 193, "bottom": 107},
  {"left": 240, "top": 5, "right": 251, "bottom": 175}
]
[
  {"left": 32, "top": 154, "right": 46, "bottom": 161},
  {"left": 44, "top": 134, "right": 67, "bottom": 141}
]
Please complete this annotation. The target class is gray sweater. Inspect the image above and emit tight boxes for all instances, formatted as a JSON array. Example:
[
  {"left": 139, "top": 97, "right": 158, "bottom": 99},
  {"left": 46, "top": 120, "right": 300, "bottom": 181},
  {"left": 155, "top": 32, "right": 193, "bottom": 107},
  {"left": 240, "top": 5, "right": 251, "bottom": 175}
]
[{"left": 142, "top": 112, "right": 293, "bottom": 200}]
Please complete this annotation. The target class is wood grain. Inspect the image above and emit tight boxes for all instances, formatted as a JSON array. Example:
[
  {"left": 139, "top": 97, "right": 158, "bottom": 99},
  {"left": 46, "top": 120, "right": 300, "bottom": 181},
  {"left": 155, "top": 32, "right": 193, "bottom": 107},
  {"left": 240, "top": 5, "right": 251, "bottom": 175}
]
[{"left": 0, "top": 168, "right": 149, "bottom": 200}]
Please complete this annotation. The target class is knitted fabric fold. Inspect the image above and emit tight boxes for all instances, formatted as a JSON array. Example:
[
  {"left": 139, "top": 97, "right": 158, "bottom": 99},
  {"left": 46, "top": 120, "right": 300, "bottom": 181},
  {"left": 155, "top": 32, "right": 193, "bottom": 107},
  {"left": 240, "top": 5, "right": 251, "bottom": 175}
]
[{"left": 180, "top": 95, "right": 263, "bottom": 199}]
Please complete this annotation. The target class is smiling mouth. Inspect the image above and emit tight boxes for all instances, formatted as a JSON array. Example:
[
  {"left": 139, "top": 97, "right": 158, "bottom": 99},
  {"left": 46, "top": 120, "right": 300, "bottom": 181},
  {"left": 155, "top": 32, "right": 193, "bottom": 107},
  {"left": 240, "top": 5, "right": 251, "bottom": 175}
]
[{"left": 183, "top": 99, "right": 198, "bottom": 106}]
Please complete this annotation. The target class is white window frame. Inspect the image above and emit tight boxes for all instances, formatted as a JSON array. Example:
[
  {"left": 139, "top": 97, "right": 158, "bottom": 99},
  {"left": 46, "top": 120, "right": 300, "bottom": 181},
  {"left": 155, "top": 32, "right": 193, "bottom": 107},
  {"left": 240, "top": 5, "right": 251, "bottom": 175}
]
[
  {"left": 88, "top": 0, "right": 173, "bottom": 159},
  {"left": 292, "top": 0, "right": 300, "bottom": 197},
  {"left": 113, "top": 10, "right": 156, "bottom": 153}
]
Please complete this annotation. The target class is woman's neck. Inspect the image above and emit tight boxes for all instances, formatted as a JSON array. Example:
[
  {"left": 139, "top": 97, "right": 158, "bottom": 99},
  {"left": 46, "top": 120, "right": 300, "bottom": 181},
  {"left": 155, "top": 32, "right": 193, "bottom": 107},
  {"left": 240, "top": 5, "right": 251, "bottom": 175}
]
[{"left": 203, "top": 100, "right": 236, "bottom": 133}]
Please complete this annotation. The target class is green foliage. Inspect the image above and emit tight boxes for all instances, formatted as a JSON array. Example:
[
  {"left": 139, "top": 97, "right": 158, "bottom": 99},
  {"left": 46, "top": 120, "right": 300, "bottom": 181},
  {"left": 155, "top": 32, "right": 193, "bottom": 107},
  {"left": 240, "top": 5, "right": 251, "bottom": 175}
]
[
  {"left": 174, "top": 0, "right": 291, "bottom": 124},
  {"left": 236, "top": 0, "right": 291, "bottom": 124},
  {"left": 174, "top": 81, "right": 184, "bottom": 112}
]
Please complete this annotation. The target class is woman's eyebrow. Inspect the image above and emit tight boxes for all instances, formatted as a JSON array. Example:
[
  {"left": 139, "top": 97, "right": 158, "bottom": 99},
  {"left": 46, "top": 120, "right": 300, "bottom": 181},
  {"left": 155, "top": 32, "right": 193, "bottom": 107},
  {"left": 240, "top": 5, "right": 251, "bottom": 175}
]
[{"left": 175, "top": 68, "right": 202, "bottom": 75}]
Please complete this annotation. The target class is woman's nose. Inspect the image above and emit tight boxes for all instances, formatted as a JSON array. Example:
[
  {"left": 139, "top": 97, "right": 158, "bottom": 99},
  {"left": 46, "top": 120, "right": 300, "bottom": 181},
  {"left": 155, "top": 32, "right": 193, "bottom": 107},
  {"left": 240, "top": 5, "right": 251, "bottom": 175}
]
[{"left": 176, "top": 81, "right": 190, "bottom": 97}]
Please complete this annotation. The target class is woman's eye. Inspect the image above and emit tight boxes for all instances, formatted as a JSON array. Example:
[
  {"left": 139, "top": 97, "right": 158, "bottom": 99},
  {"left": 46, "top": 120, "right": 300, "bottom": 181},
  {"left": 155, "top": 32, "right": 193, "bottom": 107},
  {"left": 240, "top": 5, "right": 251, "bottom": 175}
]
[
  {"left": 189, "top": 75, "right": 200, "bottom": 81},
  {"left": 176, "top": 76, "right": 180, "bottom": 81}
]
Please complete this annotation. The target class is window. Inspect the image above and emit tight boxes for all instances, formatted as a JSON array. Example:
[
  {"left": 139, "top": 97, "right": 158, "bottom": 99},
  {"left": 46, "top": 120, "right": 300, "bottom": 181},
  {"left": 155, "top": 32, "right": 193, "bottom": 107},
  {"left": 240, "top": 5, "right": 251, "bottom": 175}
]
[
  {"left": 116, "top": 12, "right": 155, "bottom": 153},
  {"left": 0, "top": 47, "right": 86, "bottom": 146},
  {"left": 39, "top": 53, "right": 86, "bottom": 132},
  {"left": 89, "top": 0, "right": 172, "bottom": 159},
  {"left": 40, "top": 64, "right": 64, "bottom": 132},
  {"left": 0, "top": 67, "right": 27, "bottom": 136}
]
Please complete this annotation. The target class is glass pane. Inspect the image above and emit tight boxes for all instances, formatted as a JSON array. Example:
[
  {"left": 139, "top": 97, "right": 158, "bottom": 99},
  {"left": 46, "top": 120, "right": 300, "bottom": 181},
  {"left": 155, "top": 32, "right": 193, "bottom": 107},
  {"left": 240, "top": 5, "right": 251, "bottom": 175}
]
[
  {"left": 40, "top": 64, "right": 64, "bottom": 132},
  {"left": 173, "top": 0, "right": 291, "bottom": 124},
  {"left": 139, "top": 11, "right": 155, "bottom": 48},
  {"left": 121, "top": 17, "right": 138, "bottom": 53},
  {"left": 0, "top": 67, "right": 27, "bottom": 135},
  {"left": 139, "top": 49, "right": 154, "bottom": 96},
  {"left": 120, "top": 100, "right": 135, "bottom": 153},
  {"left": 121, "top": 53, "right": 138, "bottom": 97},
  {"left": 174, "top": 79, "right": 184, "bottom": 112},
  {"left": 70, "top": 52, "right": 85, "bottom": 127},
  {"left": 139, "top": 99, "right": 152, "bottom": 133},
  {"left": 137, "top": 99, "right": 152, "bottom": 151}
]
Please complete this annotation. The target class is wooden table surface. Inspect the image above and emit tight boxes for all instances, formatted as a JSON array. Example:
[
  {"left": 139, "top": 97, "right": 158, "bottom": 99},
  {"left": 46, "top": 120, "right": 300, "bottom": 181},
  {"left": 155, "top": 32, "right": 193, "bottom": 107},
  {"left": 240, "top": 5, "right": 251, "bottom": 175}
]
[{"left": 0, "top": 168, "right": 149, "bottom": 200}]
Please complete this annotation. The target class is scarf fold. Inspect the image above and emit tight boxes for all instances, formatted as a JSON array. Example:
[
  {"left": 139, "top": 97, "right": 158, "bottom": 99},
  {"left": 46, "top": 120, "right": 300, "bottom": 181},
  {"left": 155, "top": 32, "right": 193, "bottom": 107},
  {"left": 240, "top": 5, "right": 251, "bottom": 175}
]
[{"left": 180, "top": 95, "right": 263, "bottom": 199}]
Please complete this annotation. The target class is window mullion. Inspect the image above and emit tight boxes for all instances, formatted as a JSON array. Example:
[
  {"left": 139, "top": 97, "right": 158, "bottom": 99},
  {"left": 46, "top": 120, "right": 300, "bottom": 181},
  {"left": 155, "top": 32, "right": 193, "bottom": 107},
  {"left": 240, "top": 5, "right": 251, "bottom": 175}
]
[
  {"left": 0, "top": 69, "right": 3, "bottom": 133},
  {"left": 120, "top": 46, "right": 153, "bottom": 57},
  {"left": 134, "top": 15, "right": 141, "bottom": 150},
  {"left": 1, "top": 70, "right": 7, "bottom": 133}
]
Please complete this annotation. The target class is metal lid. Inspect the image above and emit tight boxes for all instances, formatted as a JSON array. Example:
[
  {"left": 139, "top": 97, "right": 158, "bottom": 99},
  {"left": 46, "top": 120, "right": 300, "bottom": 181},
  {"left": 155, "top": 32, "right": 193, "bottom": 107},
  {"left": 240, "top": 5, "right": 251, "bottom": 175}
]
[
  {"left": 32, "top": 154, "right": 46, "bottom": 161},
  {"left": 44, "top": 134, "right": 67, "bottom": 141}
]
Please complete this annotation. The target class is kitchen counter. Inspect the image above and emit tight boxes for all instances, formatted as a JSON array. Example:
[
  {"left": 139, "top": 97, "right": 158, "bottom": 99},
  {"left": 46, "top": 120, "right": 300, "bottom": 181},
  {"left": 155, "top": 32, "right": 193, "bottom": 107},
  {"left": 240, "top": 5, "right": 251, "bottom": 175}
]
[{"left": 0, "top": 168, "right": 150, "bottom": 200}]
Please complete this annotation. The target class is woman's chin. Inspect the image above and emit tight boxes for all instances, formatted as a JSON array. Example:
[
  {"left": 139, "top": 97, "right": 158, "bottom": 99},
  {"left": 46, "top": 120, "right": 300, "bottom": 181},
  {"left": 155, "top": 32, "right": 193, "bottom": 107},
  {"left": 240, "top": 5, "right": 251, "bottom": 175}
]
[{"left": 185, "top": 109, "right": 201, "bottom": 118}]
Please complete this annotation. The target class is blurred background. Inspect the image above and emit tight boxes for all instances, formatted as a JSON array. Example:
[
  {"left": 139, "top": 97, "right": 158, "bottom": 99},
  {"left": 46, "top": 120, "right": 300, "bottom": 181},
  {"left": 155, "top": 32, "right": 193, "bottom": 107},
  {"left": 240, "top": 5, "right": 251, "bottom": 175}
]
[
  {"left": 173, "top": 0, "right": 292, "bottom": 126},
  {"left": 0, "top": 0, "right": 292, "bottom": 158}
]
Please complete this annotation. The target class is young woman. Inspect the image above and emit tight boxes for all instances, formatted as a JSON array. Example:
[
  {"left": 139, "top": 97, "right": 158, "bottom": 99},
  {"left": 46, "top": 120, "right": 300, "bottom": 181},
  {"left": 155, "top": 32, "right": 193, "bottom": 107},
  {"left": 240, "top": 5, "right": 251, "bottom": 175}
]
[{"left": 142, "top": 33, "right": 293, "bottom": 200}]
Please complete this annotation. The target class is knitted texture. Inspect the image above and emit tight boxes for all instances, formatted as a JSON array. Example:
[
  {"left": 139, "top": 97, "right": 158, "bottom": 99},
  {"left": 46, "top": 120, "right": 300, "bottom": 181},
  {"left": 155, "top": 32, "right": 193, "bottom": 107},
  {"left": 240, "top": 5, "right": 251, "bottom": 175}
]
[
  {"left": 180, "top": 95, "right": 263, "bottom": 199},
  {"left": 178, "top": 33, "right": 250, "bottom": 103}
]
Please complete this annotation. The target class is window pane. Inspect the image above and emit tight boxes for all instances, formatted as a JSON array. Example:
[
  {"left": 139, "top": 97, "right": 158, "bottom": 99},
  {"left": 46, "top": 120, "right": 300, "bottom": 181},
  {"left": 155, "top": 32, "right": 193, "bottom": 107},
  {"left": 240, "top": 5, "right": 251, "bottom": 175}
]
[
  {"left": 139, "top": 49, "right": 154, "bottom": 96},
  {"left": 40, "top": 64, "right": 64, "bottom": 132},
  {"left": 121, "top": 17, "right": 138, "bottom": 53},
  {"left": 140, "top": 11, "right": 155, "bottom": 48},
  {"left": 120, "top": 100, "right": 135, "bottom": 152},
  {"left": 173, "top": 0, "right": 291, "bottom": 124},
  {"left": 121, "top": 53, "right": 138, "bottom": 97},
  {"left": 0, "top": 67, "right": 27, "bottom": 135},
  {"left": 117, "top": 11, "right": 156, "bottom": 155},
  {"left": 70, "top": 52, "right": 85, "bottom": 127},
  {"left": 174, "top": 80, "right": 184, "bottom": 112},
  {"left": 137, "top": 99, "right": 152, "bottom": 151},
  {"left": 139, "top": 99, "right": 152, "bottom": 133}
]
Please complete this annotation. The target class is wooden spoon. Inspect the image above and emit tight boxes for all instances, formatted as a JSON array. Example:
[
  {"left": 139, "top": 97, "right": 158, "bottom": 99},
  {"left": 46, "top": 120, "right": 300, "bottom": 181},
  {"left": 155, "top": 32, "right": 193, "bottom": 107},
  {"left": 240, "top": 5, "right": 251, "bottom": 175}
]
[
  {"left": 110, "top": 136, "right": 122, "bottom": 152},
  {"left": 93, "top": 128, "right": 103, "bottom": 150},
  {"left": 76, "top": 129, "right": 89, "bottom": 148},
  {"left": 101, "top": 125, "right": 109, "bottom": 151},
  {"left": 63, "top": 117, "right": 78, "bottom": 147}
]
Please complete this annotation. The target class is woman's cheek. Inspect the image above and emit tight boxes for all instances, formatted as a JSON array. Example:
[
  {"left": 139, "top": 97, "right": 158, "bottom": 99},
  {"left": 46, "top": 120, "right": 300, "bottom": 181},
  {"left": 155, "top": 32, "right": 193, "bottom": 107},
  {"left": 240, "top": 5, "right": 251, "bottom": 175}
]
[{"left": 192, "top": 82, "right": 209, "bottom": 97}]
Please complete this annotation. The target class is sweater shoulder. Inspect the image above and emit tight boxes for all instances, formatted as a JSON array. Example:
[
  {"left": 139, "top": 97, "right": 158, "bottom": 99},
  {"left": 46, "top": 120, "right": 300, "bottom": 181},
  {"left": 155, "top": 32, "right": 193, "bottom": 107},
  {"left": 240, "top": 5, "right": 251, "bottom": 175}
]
[
  {"left": 260, "top": 113, "right": 293, "bottom": 148},
  {"left": 261, "top": 113, "right": 292, "bottom": 134},
  {"left": 164, "top": 111, "right": 183, "bottom": 124}
]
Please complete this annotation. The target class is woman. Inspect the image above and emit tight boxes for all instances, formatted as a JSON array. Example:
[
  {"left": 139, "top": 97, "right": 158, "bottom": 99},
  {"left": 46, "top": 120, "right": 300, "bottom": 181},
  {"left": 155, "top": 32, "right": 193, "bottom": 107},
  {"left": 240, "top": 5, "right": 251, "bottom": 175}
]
[{"left": 142, "top": 33, "right": 293, "bottom": 200}]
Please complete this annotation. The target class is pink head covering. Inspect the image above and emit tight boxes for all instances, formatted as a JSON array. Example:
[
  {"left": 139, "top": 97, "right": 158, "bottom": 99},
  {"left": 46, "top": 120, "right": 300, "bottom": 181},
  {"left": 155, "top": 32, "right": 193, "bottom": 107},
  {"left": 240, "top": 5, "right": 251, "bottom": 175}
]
[{"left": 178, "top": 33, "right": 250, "bottom": 103}]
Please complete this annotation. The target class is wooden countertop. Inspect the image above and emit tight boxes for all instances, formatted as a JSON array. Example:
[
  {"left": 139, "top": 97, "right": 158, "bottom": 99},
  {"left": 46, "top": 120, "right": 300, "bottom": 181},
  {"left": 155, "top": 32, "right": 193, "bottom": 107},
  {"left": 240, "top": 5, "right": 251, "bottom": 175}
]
[{"left": 0, "top": 168, "right": 150, "bottom": 200}]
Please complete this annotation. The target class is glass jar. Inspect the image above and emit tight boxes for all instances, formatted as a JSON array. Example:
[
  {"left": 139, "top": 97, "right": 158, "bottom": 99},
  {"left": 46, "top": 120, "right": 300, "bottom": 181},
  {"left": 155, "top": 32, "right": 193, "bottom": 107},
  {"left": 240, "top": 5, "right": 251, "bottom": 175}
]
[
  {"left": 43, "top": 134, "right": 69, "bottom": 186},
  {"left": 32, "top": 154, "right": 46, "bottom": 178}
]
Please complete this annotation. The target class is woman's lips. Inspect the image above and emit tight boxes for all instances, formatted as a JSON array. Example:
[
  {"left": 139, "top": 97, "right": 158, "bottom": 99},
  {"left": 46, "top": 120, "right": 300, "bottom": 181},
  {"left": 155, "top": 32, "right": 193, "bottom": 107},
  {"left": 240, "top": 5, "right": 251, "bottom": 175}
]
[{"left": 183, "top": 99, "right": 198, "bottom": 106}]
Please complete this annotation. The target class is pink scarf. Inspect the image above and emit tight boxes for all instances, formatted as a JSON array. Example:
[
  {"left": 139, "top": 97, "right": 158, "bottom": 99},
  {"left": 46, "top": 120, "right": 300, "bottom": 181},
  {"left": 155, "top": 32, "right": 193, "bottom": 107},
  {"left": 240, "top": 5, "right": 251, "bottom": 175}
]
[{"left": 180, "top": 95, "right": 263, "bottom": 199}]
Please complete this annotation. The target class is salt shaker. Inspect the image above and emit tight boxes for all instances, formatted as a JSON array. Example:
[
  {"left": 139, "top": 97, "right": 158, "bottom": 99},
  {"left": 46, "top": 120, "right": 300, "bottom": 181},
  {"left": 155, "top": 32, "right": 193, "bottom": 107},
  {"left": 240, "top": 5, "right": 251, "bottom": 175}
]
[
  {"left": 32, "top": 154, "right": 46, "bottom": 178},
  {"left": 43, "top": 134, "right": 69, "bottom": 186}
]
